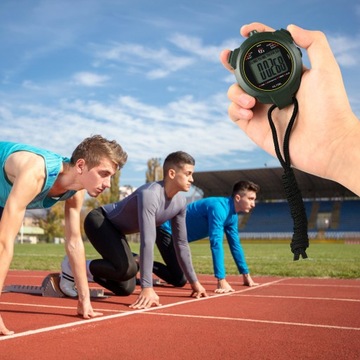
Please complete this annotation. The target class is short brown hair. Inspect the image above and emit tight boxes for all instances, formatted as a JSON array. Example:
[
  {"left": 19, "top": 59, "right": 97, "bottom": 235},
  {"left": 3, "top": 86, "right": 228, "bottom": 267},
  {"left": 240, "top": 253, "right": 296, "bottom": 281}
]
[
  {"left": 231, "top": 180, "right": 260, "bottom": 197},
  {"left": 163, "top": 151, "right": 195, "bottom": 176},
  {"left": 70, "top": 135, "right": 128, "bottom": 169}
]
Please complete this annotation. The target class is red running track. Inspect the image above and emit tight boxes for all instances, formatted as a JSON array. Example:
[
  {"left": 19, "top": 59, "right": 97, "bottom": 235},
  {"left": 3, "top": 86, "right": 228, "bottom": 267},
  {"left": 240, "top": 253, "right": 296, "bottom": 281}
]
[{"left": 1, "top": 270, "right": 360, "bottom": 360}]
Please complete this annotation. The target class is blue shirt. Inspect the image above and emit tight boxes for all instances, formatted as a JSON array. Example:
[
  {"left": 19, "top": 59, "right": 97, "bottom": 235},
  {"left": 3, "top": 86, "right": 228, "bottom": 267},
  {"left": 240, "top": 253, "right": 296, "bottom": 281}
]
[{"left": 161, "top": 196, "right": 249, "bottom": 279}]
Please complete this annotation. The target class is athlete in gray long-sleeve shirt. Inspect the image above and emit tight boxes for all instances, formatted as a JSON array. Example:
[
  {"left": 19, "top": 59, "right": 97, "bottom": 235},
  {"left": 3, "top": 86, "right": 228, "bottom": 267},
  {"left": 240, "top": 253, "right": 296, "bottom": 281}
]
[
  {"left": 81, "top": 151, "right": 207, "bottom": 309},
  {"left": 102, "top": 181, "right": 197, "bottom": 287}
]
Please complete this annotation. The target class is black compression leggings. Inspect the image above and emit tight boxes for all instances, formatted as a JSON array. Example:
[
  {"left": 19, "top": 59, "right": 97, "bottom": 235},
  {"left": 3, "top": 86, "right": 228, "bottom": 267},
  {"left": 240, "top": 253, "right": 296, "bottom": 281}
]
[
  {"left": 153, "top": 227, "right": 186, "bottom": 287},
  {"left": 84, "top": 207, "right": 137, "bottom": 296}
]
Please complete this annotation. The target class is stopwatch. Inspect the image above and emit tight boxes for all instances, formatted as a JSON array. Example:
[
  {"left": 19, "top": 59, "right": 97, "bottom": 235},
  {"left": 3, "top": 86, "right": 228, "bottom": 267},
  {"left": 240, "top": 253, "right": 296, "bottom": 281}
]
[{"left": 228, "top": 29, "right": 302, "bottom": 109}]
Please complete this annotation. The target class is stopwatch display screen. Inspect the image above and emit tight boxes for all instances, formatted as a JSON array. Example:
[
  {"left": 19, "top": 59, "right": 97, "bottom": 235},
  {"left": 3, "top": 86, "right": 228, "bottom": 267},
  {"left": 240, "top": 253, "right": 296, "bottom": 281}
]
[{"left": 244, "top": 41, "right": 292, "bottom": 91}]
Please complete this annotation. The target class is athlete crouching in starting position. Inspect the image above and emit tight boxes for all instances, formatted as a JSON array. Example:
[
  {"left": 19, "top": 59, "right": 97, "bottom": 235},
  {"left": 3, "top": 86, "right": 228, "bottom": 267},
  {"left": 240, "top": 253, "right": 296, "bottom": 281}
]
[
  {"left": 154, "top": 180, "right": 259, "bottom": 293},
  {"left": 0, "top": 135, "right": 127, "bottom": 336},
  {"left": 60, "top": 151, "right": 208, "bottom": 308}
]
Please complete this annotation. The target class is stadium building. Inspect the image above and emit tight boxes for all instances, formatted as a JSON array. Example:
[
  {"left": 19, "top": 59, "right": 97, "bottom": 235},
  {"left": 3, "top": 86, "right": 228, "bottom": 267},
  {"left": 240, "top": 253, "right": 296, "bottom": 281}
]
[{"left": 193, "top": 167, "right": 360, "bottom": 243}]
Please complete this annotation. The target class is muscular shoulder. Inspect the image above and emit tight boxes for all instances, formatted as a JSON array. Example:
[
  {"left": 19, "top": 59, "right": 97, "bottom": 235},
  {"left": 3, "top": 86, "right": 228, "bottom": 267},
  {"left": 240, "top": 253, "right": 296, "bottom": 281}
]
[{"left": 5, "top": 151, "right": 46, "bottom": 183}]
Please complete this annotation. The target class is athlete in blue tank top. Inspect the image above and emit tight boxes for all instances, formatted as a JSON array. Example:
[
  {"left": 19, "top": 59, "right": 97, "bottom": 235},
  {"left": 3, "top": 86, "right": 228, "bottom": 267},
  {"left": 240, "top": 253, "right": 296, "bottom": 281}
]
[
  {"left": 157, "top": 180, "right": 260, "bottom": 293},
  {"left": 0, "top": 136, "right": 127, "bottom": 336}
]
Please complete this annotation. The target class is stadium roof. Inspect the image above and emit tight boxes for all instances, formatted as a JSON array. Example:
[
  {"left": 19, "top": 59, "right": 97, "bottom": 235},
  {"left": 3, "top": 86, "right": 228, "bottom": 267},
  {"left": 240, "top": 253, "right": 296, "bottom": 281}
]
[{"left": 193, "top": 167, "right": 357, "bottom": 201}]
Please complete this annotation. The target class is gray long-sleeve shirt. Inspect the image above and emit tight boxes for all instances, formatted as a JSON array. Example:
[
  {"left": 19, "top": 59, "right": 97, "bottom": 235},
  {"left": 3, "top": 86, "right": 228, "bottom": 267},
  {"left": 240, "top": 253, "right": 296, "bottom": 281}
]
[{"left": 102, "top": 181, "right": 197, "bottom": 287}]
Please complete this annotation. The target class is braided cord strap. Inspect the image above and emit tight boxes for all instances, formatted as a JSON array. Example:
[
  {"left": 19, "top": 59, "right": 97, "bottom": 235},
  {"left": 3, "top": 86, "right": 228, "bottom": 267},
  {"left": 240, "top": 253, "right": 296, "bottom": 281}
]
[{"left": 268, "top": 98, "right": 309, "bottom": 260}]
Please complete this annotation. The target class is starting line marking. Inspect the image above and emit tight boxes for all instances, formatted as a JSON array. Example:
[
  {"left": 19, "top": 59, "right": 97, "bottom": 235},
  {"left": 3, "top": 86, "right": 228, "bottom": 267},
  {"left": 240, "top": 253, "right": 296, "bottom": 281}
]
[
  {"left": 0, "top": 279, "right": 283, "bottom": 341},
  {"left": 2, "top": 277, "right": 358, "bottom": 341},
  {"left": 0, "top": 301, "right": 124, "bottom": 314}
]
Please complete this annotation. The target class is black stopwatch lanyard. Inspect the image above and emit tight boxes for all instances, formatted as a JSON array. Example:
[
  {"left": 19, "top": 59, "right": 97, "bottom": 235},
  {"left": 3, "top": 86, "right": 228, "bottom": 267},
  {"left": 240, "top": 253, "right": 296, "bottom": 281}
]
[{"left": 268, "top": 98, "right": 309, "bottom": 260}]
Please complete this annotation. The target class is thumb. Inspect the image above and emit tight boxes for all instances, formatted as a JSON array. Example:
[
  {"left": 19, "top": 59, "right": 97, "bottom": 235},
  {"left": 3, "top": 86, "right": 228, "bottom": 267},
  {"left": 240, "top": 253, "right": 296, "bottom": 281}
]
[{"left": 287, "top": 24, "right": 339, "bottom": 71}]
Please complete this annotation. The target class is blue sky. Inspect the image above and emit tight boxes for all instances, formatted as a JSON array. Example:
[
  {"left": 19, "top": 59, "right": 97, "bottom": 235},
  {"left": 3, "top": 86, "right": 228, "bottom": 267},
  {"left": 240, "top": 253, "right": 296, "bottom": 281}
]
[{"left": 1, "top": 0, "right": 359, "bottom": 188}]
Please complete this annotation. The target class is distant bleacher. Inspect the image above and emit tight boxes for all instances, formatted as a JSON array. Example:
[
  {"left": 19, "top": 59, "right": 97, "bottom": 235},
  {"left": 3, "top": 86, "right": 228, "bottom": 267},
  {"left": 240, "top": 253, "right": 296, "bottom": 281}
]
[
  {"left": 336, "top": 200, "right": 360, "bottom": 231},
  {"left": 242, "top": 202, "right": 309, "bottom": 232},
  {"left": 239, "top": 198, "right": 360, "bottom": 240}
]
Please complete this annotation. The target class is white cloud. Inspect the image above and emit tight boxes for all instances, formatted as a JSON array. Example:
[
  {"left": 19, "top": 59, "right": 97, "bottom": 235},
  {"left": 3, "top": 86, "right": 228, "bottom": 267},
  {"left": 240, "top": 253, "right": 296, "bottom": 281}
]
[
  {"left": 168, "top": 33, "right": 241, "bottom": 62},
  {"left": 328, "top": 34, "right": 360, "bottom": 67},
  {"left": 223, "top": 73, "right": 236, "bottom": 84},
  {"left": 1, "top": 92, "right": 255, "bottom": 172},
  {"left": 94, "top": 43, "right": 194, "bottom": 79},
  {"left": 22, "top": 80, "right": 42, "bottom": 90},
  {"left": 72, "top": 72, "right": 109, "bottom": 87}
]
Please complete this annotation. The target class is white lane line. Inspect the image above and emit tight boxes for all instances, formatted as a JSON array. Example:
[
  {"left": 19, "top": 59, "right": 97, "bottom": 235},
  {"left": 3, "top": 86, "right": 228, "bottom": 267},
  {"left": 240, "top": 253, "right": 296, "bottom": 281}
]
[
  {"left": 240, "top": 294, "right": 360, "bottom": 302},
  {"left": 142, "top": 312, "right": 360, "bottom": 331},
  {"left": 0, "top": 301, "right": 123, "bottom": 313},
  {"left": 275, "top": 283, "right": 360, "bottom": 289},
  {"left": 0, "top": 279, "right": 284, "bottom": 341}
]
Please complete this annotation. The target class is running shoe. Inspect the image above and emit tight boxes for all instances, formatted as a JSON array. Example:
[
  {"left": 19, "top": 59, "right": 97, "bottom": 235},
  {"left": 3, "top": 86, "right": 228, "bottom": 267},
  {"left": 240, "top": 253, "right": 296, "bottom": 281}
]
[{"left": 59, "top": 256, "right": 78, "bottom": 297}]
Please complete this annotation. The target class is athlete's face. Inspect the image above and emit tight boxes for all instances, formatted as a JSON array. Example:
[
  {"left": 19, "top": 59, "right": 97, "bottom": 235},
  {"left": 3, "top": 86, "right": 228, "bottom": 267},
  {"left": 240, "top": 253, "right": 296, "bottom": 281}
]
[
  {"left": 234, "top": 190, "right": 257, "bottom": 213},
  {"left": 79, "top": 158, "right": 117, "bottom": 197},
  {"left": 173, "top": 164, "right": 194, "bottom": 192}
]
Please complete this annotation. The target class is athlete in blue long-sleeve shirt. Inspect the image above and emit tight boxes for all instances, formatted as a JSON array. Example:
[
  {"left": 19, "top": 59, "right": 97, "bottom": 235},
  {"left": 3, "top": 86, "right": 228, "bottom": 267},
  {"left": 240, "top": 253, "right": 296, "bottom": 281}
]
[{"left": 156, "top": 180, "right": 259, "bottom": 293}]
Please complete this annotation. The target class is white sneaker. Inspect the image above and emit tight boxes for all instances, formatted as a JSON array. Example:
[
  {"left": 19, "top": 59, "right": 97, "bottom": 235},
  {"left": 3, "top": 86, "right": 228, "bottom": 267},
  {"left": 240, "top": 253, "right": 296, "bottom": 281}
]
[{"left": 60, "top": 256, "right": 78, "bottom": 297}]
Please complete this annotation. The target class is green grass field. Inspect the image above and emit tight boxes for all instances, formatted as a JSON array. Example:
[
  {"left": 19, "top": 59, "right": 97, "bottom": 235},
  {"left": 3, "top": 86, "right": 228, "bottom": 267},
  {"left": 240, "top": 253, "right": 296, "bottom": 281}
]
[{"left": 10, "top": 241, "right": 360, "bottom": 279}]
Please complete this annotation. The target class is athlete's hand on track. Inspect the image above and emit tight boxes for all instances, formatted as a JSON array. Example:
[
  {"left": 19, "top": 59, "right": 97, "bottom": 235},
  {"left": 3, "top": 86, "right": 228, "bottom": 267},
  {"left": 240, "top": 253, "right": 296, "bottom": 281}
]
[
  {"left": 77, "top": 299, "right": 103, "bottom": 319},
  {"left": 190, "top": 281, "right": 208, "bottom": 298},
  {"left": 0, "top": 314, "right": 14, "bottom": 336},
  {"left": 129, "top": 287, "right": 162, "bottom": 309}
]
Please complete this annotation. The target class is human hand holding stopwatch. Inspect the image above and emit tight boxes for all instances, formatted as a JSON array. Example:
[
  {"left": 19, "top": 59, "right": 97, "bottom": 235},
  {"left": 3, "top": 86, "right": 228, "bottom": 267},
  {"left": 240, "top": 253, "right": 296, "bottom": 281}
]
[{"left": 220, "top": 22, "right": 360, "bottom": 196}]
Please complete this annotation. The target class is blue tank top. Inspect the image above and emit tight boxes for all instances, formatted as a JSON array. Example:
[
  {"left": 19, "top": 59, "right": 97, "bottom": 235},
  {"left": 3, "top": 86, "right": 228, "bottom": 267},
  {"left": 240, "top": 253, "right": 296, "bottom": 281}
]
[{"left": 0, "top": 141, "right": 76, "bottom": 209}]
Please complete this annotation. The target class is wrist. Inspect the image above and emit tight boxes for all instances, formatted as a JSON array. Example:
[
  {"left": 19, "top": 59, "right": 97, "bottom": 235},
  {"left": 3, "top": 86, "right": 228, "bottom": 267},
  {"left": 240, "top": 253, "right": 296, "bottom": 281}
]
[
  {"left": 77, "top": 291, "right": 90, "bottom": 302},
  {"left": 327, "top": 116, "right": 360, "bottom": 195}
]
